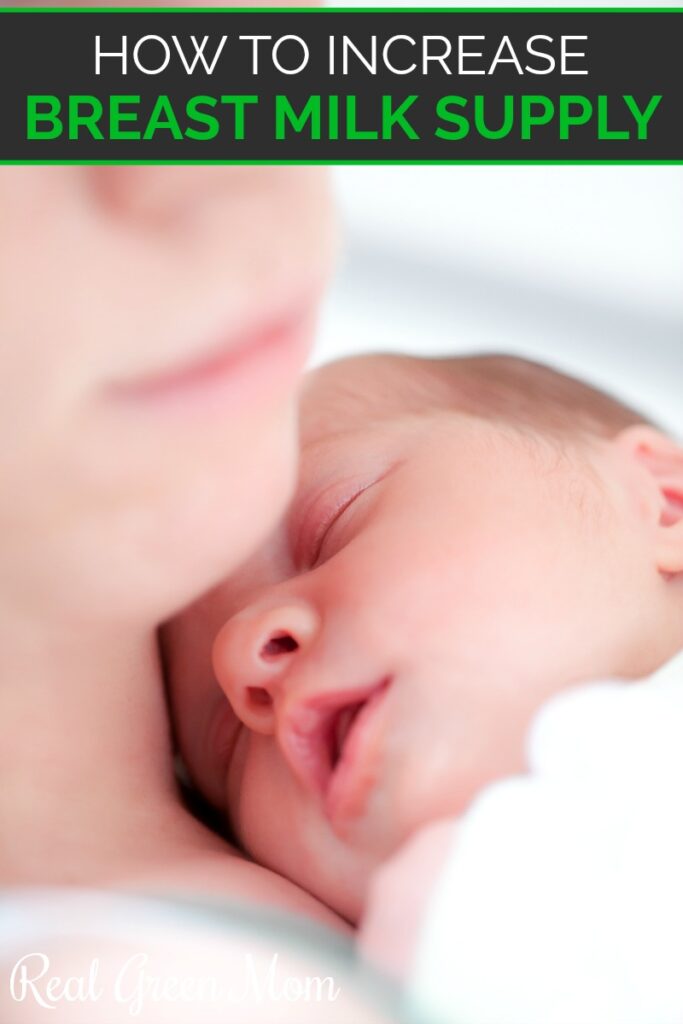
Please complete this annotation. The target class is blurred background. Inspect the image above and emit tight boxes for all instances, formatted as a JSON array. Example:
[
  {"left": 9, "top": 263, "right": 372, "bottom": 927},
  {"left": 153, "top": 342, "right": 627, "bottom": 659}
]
[{"left": 314, "top": 1, "right": 683, "bottom": 433}]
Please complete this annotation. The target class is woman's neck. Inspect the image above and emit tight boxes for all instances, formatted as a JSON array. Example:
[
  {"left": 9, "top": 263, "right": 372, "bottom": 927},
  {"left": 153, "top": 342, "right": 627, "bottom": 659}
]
[
  {"left": 0, "top": 606, "right": 354, "bottom": 931},
  {"left": 0, "top": 608, "right": 181, "bottom": 882}
]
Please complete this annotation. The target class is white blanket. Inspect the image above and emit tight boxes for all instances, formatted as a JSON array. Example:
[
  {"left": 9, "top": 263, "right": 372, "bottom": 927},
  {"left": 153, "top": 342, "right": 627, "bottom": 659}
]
[{"left": 410, "top": 651, "right": 683, "bottom": 1024}]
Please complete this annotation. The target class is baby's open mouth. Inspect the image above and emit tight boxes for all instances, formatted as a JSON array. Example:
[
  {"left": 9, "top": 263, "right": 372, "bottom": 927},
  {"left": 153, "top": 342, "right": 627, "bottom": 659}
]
[
  {"left": 332, "top": 703, "right": 364, "bottom": 767},
  {"left": 279, "top": 678, "right": 391, "bottom": 827}
]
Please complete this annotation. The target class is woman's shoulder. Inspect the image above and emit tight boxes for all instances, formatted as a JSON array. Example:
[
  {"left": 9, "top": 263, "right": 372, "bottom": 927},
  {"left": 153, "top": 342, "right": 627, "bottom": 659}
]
[{"left": 122, "top": 808, "right": 348, "bottom": 935}]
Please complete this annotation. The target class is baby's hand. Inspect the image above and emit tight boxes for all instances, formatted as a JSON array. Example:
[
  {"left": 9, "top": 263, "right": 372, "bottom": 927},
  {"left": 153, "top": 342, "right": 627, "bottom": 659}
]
[{"left": 358, "top": 820, "right": 456, "bottom": 981}]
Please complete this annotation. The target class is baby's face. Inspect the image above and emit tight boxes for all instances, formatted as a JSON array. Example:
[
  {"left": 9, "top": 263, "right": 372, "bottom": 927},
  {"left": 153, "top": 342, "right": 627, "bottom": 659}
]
[{"left": 168, "top": 356, "right": 662, "bottom": 921}]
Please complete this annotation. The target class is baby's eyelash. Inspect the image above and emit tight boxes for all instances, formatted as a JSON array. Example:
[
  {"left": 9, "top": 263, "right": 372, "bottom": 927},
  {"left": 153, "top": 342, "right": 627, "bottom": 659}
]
[
  {"left": 292, "top": 461, "right": 400, "bottom": 571},
  {"left": 307, "top": 486, "right": 369, "bottom": 568}
]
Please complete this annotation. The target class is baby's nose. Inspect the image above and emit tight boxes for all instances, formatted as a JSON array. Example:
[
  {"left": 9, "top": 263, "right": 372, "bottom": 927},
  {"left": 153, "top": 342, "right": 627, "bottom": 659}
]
[{"left": 211, "top": 600, "right": 320, "bottom": 734}]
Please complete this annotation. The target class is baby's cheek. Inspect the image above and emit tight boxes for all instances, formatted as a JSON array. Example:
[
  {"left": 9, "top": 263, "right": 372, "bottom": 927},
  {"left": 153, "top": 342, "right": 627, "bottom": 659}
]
[
  {"left": 232, "top": 738, "right": 294, "bottom": 858},
  {"left": 234, "top": 738, "right": 376, "bottom": 922},
  {"left": 236, "top": 740, "right": 323, "bottom": 876}
]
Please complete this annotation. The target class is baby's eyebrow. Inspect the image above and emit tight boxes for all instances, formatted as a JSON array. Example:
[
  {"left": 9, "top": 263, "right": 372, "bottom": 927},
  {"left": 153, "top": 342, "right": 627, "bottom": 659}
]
[
  {"left": 300, "top": 421, "right": 374, "bottom": 461},
  {"left": 295, "top": 434, "right": 340, "bottom": 487},
  {"left": 299, "top": 377, "right": 384, "bottom": 450},
  {"left": 293, "top": 429, "right": 371, "bottom": 508}
]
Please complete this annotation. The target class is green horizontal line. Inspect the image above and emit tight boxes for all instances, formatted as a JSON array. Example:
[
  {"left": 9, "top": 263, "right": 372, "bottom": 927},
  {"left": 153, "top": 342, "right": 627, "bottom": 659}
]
[
  {"left": 1, "top": 159, "right": 681, "bottom": 165},
  {"left": 0, "top": 7, "right": 681, "bottom": 12}
]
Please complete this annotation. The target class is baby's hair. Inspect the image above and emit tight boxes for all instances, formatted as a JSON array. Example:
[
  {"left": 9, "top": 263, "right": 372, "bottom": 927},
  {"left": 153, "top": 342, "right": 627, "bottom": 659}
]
[{"left": 415, "top": 353, "right": 655, "bottom": 440}]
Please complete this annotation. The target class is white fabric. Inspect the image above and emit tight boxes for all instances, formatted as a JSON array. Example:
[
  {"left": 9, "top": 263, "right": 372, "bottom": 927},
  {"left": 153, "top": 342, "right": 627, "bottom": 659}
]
[{"left": 410, "top": 652, "right": 683, "bottom": 1024}]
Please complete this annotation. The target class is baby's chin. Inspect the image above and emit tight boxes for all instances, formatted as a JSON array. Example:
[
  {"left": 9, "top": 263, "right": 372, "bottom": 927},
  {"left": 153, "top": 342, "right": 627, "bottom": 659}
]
[
  {"left": 330, "top": 781, "right": 424, "bottom": 862},
  {"left": 266, "top": 827, "right": 386, "bottom": 926},
  {"left": 299, "top": 827, "right": 415, "bottom": 924}
]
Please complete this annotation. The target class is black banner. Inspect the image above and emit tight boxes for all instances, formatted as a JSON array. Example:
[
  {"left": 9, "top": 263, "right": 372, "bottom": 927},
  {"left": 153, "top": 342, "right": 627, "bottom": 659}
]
[{"left": 1, "top": 8, "right": 681, "bottom": 162}]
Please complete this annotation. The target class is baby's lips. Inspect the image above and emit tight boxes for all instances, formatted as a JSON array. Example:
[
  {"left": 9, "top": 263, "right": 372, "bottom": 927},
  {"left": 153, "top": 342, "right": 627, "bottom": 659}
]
[
  {"left": 278, "top": 678, "right": 391, "bottom": 817},
  {"left": 324, "top": 679, "right": 391, "bottom": 827}
]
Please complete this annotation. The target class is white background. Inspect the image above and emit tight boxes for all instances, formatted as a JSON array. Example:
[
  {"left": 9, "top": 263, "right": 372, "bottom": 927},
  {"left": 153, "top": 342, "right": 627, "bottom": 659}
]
[{"left": 313, "top": 3, "right": 683, "bottom": 433}]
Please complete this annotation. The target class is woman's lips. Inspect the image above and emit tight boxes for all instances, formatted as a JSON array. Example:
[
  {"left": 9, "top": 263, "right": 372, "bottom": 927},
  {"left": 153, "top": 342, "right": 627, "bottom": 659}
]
[
  {"left": 279, "top": 678, "right": 391, "bottom": 830},
  {"left": 104, "top": 295, "right": 317, "bottom": 413}
]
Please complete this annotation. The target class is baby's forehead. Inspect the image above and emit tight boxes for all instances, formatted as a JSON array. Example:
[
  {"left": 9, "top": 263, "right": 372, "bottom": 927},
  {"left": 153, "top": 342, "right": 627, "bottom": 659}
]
[{"left": 300, "top": 355, "right": 432, "bottom": 447}]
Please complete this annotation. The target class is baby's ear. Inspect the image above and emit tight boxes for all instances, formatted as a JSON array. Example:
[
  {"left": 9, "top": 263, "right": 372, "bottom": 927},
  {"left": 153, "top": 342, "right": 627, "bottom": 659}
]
[{"left": 615, "top": 425, "right": 683, "bottom": 575}]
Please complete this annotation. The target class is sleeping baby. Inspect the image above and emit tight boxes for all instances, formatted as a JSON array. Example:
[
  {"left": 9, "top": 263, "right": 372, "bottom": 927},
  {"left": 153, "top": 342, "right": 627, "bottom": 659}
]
[{"left": 163, "top": 353, "right": 683, "bottom": 1023}]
